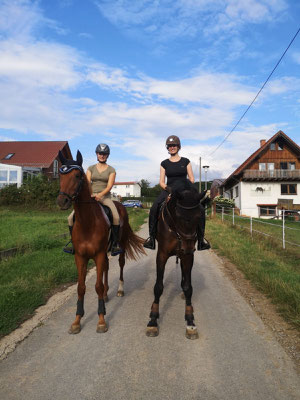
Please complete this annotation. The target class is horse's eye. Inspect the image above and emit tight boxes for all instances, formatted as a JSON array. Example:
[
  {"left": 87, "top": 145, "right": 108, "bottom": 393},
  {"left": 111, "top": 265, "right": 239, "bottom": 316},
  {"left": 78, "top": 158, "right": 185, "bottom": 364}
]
[{"left": 76, "top": 174, "right": 80, "bottom": 179}]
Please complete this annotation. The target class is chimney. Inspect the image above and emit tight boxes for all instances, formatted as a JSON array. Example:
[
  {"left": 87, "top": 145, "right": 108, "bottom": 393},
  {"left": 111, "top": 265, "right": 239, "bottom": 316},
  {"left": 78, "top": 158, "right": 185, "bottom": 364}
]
[{"left": 260, "top": 139, "right": 266, "bottom": 147}]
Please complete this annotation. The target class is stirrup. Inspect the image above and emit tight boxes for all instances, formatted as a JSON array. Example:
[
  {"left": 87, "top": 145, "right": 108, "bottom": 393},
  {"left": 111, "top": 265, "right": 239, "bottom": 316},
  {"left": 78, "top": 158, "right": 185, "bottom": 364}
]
[
  {"left": 111, "top": 243, "right": 123, "bottom": 256},
  {"left": 63, "top": 240, "right": 75, "bottom": 254},
  {"left": 197, "top": 238, "right": 210, "bottom": 251},
  {"left": 143, "top": 236, "right": 156, "bottom": 250}
]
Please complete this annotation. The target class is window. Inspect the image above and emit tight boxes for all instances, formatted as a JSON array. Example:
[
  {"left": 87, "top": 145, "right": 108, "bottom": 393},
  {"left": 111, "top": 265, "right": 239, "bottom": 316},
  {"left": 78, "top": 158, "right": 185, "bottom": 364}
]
[
  {"left": 259, "top": 206, "right": 276, "bottom": 216},
  {"left": 235, "top": 186, "right": 239, "bottom": 197},
  {"left": 278, "top": 143, "right": 283, "bottom": 150},
  {"left": 270, "top": 143, "right": 275, "bottom": 150},
  {"left": 230, "top": 188, "right": 233, "bottom": 199},
  {"left": 0, "top": 170, "right": 8, "bottom": 181},
  {"left": 3, "top": 153, "right": 14, "bottom": 160},
  {"left": 280, "top": 162, "right": 288, "bottom": 170},
  {"left": 281, "top": 184, "right": 297, "bottom": 195},
  {"left": 126, "top": 192, "right": 130, "bottom": 197},
  {"left": 259, "top": 163, "right": 266, "bottom": 171},
  {"left": 126, "top": 185, "right": 130, "bottom": 188},
  {"left": 9, "top": 170, "right": 17, "bottom": 182},
  {"left": 267, "top": 163, "right": 274, "bottom": 177},
  {"left": 289, "top": 162, "right": 295, "bottom": 170},
  {"left": 113, "top": 185, "right": 117, "bottom": 189}
]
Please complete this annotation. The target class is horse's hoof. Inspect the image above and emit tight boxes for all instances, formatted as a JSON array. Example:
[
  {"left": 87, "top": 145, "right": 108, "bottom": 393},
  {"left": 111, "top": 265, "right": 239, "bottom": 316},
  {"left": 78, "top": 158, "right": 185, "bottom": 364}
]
[
  {"left": 96, "top": 324, "right": 108, "bottom": 333},
  {"left": 117, "top": 290, "right": 124, "bottom": 297},
  {"left": 104, "top": 296, "right": 109, "bottom": 302},
  {"left": 146, "top": 326, "right": 159, "bottom": 337},
  {"left": 68, "top": 324, "right": 81, "bottom": 334},
  {"left": 185, "top": 326, "right": 199, "bottom": 340}
]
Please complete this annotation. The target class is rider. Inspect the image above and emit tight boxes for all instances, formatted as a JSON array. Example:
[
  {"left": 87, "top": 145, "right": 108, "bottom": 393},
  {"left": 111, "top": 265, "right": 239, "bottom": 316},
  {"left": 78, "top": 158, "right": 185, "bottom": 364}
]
[
  {"left": 64, "top": 144, "right": 122, "bottom": 256},
  {"left": 86, "top": 143, "right": 122, "bottom": 256},
  {"left": 143, "top": 135, "right": 210, "bottom": 251}
]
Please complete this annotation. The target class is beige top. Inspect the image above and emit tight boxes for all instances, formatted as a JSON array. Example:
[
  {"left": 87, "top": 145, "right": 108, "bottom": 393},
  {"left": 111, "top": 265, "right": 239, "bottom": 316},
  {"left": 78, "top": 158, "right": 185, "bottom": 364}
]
[{"left": 87, "top": 164, "right": 116, "bottom": 196}]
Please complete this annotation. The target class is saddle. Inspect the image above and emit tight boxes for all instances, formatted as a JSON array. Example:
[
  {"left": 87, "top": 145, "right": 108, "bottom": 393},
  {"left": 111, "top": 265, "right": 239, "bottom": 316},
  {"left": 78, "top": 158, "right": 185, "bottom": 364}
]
[{"left": 100, "top": 204, "right": 113, "bottom": 226}]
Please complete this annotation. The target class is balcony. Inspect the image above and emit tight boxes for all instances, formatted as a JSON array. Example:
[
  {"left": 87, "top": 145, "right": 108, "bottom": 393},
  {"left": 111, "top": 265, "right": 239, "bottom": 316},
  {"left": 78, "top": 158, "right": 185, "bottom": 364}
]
[{"left": 243, "top": 169, "right": 300, "bottom": 181}]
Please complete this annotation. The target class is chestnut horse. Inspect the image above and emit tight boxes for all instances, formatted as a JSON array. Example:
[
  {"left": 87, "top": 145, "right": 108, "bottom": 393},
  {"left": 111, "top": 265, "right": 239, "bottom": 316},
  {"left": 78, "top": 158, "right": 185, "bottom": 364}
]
[
  {"left": 146, "top": 180, "right": 205, "bottom": 339},
  {"left": 57, "top": 150, "right": 145, "bottom": 334}
]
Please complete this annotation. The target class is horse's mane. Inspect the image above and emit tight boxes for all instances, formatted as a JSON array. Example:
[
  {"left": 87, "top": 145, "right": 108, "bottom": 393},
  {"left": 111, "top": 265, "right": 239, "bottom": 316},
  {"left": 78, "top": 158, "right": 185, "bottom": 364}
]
[{"left": 169, "top": 180, "right": 200, "bottom": 208}]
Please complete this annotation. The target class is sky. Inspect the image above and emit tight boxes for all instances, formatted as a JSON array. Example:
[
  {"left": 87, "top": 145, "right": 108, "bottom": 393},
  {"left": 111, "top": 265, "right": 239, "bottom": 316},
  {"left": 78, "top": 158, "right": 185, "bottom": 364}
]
[{"left": 0, "top": 0, "right": 300, "bottom": 185}]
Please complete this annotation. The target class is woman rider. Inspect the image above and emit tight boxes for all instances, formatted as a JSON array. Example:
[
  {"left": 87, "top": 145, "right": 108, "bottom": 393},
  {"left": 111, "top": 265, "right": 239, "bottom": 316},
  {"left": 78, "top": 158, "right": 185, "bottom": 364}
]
[
  {"left": 64, "top": 143, "right": 122, "bottom": 256},
  {"left": 143, "top": 135, "right": 210, "bottom": 251}
]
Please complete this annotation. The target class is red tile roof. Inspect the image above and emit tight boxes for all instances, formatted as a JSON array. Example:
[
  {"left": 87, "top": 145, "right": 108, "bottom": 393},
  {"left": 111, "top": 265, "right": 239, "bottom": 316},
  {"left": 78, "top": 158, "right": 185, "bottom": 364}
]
[
  {"left": 0, "top": 141, "right": 70, "bottom": 168},
  {"left": 223, "top": 130, "right": 300, "bottom": 186}
]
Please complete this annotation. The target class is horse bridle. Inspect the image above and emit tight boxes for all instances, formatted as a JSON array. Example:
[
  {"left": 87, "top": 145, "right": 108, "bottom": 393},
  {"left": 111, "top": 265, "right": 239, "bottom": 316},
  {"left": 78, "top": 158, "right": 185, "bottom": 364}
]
[
  {"left": 58, "top": 164, "right": 84, "bottom": 201},
  {"left": 163, "top": 197, "right": 200, "bottom": 243}
]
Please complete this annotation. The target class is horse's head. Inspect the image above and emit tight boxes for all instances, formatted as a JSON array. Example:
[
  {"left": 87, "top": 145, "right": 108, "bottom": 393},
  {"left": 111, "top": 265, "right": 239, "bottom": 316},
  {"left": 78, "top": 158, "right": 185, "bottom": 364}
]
[
  {"left": 56, "top": 150, "right": 84, "bottom": 210},
  {"left": 168, "top": 180, "right": 202, "bottom": 255}
]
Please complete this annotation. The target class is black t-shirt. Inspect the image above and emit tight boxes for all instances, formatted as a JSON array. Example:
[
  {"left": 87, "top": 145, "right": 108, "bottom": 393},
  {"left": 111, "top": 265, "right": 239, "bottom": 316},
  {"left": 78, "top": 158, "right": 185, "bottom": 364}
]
[{"left": 161, "top": 157, "right": 190, "bottom": 186}]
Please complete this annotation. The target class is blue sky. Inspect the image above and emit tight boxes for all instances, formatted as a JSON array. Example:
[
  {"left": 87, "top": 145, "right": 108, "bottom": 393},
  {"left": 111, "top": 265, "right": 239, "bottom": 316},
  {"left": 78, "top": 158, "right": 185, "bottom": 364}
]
[{"left": 0, "top": 0, "right": 300, "bottom": 184}]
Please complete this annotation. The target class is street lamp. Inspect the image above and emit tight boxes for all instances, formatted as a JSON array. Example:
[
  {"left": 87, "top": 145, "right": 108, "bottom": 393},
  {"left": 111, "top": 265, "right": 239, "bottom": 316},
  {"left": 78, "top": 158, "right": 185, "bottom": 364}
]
[{"left": 203, "top": 165, "right": 209, "bottom": 191}]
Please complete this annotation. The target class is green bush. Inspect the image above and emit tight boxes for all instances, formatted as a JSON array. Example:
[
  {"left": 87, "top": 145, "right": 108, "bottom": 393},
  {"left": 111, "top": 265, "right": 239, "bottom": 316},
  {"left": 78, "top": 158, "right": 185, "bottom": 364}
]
[
  {"left": 0, "top": 175, "right": 60, "bottom": 208},
  {"left": 214, "top": 195, "right": 235, "bottom": 208}
]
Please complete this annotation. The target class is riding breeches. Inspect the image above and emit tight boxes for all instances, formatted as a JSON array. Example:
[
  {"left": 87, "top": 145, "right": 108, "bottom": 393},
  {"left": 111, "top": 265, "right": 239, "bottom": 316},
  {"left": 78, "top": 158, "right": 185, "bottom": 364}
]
[{"left": 100, "top": 197, "right": 119, "bottom": 225}]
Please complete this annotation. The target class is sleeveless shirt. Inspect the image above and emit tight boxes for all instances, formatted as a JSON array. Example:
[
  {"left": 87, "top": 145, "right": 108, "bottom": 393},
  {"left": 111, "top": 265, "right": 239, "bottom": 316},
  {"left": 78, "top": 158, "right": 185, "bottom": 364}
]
[
  {"left": 87, "top": 164, "right": 116, "bottom": 195},
  {"left": 160, "top": 157, "right": 190, "bottom": 186}
]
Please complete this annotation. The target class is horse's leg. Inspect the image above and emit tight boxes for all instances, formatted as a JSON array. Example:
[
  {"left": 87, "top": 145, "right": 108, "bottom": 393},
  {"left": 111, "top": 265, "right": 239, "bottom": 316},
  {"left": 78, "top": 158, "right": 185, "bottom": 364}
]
[
  {"left": 117, "top": 252, "right": 125, "bottom": 297},
  {"left": 103, "top": 255, "right": 109, "bottom": 302},
  {"left": 181, "top": 254, "right": 199, "bottom": 340},
  {"left": 146, "top": 250, "right": 168, "bottom": 337},
  {"left": 95, "top": 251, "right": 109, "bottom": 333},
  {"left": 69, "top": 254, "right": 88, "bottom": 334}
]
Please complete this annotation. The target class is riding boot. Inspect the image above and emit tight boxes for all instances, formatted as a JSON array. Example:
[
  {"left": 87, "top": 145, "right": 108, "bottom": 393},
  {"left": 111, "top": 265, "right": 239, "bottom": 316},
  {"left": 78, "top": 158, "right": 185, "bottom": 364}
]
[
  {"left": 197, "top": 225, "right": 210, "bottom": 251},
  {"left": 143, "top": 212, "right": 157, "bottom": 250},
  {"left": 111, "top": 225, "right": 123, "bottom": 256},
  {"left": 63, "top": 226, "right": 75, "bottom": 254}
]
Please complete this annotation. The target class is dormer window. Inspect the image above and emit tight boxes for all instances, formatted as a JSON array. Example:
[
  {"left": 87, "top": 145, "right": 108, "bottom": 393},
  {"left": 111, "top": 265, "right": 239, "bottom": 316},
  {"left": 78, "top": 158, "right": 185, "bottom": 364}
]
[{"left": 3, "top": 153, "right": 14, "bottom": 160}]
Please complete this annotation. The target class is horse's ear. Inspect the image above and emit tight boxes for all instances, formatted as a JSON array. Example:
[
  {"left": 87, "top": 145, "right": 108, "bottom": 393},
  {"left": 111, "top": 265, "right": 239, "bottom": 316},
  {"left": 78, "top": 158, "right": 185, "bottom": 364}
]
[
  {"left": 58, "top": 150, "right": 66, "bottom": 164},
  {"left": 76, "top": 150, "right": 83, "bottom": 166}
]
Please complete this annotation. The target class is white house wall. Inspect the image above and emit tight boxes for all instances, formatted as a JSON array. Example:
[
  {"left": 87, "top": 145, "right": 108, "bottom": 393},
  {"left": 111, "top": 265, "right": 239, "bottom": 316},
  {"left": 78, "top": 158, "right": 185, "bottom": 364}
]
[
  {"left": 111, "top": 184, "right": 141, "bottom": 198},
  {"left": 0, "top": 163, "right": 23, "bottom": 188},
  {"left": 240, "top": 181, "right": 300, "bottom": 217}
]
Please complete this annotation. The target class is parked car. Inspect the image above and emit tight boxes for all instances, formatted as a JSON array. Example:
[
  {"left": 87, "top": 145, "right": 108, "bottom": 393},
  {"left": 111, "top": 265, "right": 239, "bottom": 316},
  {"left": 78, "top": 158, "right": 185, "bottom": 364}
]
[{"left": 122, "top": 199, "right": 143, "bottom": 208}]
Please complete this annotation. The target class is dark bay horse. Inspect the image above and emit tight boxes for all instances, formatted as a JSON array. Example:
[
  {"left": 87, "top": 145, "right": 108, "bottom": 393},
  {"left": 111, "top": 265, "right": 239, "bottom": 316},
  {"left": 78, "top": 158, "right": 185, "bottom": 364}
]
[
  {"left": 57, "top": 150, "right": 145, "bottom": 334},
  {"left": 146, "top": 180, "right": 205, "bottom": 339}
]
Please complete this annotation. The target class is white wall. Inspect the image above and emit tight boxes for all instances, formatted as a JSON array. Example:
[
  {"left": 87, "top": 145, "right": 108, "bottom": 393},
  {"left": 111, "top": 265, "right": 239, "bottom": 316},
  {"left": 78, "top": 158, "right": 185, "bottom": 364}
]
[
  {"left": 111, "top": 183, "right": 141, "bottom": 198},
  {"left": 240, "top": 181, "right": 300, "bottom": 217}
]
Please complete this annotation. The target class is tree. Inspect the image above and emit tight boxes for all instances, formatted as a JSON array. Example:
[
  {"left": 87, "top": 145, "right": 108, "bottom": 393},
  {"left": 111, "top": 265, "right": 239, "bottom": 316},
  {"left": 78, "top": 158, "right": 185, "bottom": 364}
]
[{"left": 139, "top": 179, "right": 151, "bottom": 196}]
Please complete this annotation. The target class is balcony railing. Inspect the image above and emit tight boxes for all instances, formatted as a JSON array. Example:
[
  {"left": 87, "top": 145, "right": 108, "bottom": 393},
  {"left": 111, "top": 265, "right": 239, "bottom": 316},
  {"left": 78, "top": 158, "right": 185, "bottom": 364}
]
[{"left": 243, "top": 169, "right": 300, "bottom": 180}]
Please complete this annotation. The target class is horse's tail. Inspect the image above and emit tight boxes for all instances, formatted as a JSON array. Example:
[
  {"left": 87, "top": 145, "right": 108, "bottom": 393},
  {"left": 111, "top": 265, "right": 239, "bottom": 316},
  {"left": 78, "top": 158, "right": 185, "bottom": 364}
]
[
  {"left": 122, "top": 222, "right": 146, "bottom": 261},
  {"left": 116, "top": 202, "right": 146, "bottom": 260}
]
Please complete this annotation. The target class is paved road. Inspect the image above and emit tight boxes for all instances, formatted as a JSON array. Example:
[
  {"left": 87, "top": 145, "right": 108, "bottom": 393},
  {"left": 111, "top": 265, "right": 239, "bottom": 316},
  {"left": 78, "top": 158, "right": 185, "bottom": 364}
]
[{"left": 0, "top": 224, "right": 299, "bottom": 400}]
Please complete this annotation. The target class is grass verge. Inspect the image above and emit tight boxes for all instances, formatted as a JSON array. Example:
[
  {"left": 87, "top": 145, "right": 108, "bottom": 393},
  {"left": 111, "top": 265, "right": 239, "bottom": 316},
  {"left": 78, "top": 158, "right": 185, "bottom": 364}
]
[
  {"left": 206, "top": 217, "right": 300, "bottom": 330},
  {"left": 0, "top": 207, "right": 147, "bottom": 337}
]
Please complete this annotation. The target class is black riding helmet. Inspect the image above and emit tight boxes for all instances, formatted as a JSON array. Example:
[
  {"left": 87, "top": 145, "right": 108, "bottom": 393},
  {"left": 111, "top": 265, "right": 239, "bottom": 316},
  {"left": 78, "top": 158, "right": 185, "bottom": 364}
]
[
  {"left": 95, "top": 143, "right": 110, "bottom": 155},
  {"left": 166, "top": 135, "right": 181, "bottom": 149}
]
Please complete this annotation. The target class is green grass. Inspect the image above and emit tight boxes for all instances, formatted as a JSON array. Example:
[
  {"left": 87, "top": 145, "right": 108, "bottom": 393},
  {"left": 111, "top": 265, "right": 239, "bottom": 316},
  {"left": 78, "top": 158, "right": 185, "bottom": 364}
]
[
  {"left": 206, "top": 217, "right": 300, "bottom": 329},
  {"left": 218, "top": 211, "right": 300, "bottom": 248},
  {"left": 0, "top": 206, "right": 147, "bottom": 337},
  {"left": 0, "top": 207, "right": 70, "bottom": 251}
]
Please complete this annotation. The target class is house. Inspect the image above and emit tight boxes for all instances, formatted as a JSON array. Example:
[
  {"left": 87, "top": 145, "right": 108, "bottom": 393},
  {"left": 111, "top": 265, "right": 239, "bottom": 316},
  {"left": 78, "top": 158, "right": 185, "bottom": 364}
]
[
  {"left": 210, "top": 179, "right": 225, "bottom": 200},
  {"left": 0, "top": 141, "right": 72, "bottom": 188},
  {"left": 111, "top": 182, "right": 141, "bottom": 198},
  {"left": 221, "top": 130, "right": 300, "bottom": 218}
]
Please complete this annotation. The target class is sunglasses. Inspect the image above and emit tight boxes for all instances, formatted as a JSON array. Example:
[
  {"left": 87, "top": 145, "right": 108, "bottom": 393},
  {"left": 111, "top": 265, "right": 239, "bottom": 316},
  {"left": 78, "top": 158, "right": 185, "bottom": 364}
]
[
  {"left": 167, "top": 144, "right": 179, "bottom": 149},
  {"left": 97, "top": 152, "right": 108, "bottom": 156}
]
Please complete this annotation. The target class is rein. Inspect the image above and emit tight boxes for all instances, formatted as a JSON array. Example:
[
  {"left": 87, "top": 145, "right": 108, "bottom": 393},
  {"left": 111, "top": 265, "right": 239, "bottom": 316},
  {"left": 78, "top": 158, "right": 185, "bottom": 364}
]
[{"left": 162, "top": 197, "right": 198, "bottom": 244}]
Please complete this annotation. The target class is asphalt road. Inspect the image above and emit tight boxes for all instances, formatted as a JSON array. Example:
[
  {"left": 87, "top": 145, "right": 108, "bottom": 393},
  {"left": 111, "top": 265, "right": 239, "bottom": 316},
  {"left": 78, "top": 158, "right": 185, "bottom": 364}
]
[{"left": 0, "top": 224, "right": 299, "bottom": 400}]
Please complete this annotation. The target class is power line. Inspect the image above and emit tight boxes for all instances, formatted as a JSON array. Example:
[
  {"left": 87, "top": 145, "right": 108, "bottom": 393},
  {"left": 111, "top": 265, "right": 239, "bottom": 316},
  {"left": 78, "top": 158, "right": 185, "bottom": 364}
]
[{"left": 209, "top": 26, "right": 300, "bottom": 157}]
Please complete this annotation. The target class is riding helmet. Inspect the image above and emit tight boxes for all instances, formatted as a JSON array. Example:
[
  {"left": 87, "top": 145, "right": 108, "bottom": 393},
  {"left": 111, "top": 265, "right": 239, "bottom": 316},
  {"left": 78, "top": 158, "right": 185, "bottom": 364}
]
[
  {"left": 166, "top": 135, "right": 181, "bottom": 149},
  {"left": 95, "top": 143, "right": 110, "bottom": 155}
]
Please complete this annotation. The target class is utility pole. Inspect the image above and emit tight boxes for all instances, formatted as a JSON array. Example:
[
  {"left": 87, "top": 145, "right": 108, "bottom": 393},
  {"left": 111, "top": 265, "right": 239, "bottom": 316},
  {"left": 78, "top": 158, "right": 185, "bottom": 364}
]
[{"left": 199, "top": 157, "right": 202, "bottom": 193}]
